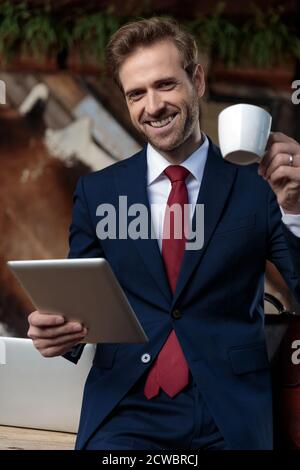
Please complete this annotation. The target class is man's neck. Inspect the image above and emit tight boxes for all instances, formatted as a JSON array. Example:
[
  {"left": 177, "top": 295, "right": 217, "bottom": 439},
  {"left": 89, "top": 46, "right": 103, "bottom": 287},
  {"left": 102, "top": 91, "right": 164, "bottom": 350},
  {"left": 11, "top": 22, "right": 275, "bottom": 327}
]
[{"left": 151, "top": 130, "right": 203, "bottom": 164}]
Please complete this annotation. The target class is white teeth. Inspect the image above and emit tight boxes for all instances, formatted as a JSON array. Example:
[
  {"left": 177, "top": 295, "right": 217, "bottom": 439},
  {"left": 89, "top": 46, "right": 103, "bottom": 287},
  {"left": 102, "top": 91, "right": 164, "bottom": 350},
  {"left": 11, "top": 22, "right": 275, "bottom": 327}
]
[{"left": 148, "top": 114, "right": 176, "bottom": 128}]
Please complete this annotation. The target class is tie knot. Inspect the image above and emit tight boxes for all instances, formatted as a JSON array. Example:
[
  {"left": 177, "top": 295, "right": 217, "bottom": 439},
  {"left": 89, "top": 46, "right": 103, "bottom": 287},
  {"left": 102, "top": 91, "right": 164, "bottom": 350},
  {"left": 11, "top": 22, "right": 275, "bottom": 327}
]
[{"left": 164, "top": 165, "right": 190, "bottom": 184}]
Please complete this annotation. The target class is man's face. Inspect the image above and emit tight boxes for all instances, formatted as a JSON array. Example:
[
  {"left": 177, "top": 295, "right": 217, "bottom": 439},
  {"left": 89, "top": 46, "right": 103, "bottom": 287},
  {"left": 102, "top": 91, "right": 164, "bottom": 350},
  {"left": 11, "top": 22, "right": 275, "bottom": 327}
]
[{"left": 119, "top": 40, "right": 205, "bottom": 153}]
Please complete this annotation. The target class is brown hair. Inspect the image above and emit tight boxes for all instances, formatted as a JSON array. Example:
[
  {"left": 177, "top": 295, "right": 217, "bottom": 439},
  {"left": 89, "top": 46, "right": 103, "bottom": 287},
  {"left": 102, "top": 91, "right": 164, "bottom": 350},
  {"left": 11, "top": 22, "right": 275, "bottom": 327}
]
[{"left": 106, "top": 17, "right": 199, "bottom": 90}]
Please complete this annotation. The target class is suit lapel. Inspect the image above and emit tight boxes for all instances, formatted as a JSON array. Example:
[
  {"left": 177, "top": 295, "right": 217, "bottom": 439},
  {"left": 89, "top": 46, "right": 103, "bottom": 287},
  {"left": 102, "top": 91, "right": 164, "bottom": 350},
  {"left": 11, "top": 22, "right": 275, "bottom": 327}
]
[
  {"left": 114, "top": 147, "right": 172, "bottom": 304},
  {"left": 172, "top": 141, "right": 238, "bottom": 307},
  {"left": 114, "top": 141, "right": 237, "bottom": 307}
]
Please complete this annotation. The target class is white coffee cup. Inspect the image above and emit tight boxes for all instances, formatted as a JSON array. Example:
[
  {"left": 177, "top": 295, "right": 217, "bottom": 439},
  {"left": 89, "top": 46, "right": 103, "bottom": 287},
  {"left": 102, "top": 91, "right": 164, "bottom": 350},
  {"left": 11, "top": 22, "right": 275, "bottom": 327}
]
[{"left": 218, "top": 103, "right": 272, "bottom": 165}]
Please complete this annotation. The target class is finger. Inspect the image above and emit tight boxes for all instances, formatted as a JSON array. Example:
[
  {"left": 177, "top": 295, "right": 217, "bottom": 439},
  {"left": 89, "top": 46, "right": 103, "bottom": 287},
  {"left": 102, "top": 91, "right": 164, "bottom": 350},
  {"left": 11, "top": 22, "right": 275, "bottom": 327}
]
[
  {"left": 266, "top": 132, "right": 298, "bottom": 150},
  {"left": 270, "top": 183, "right": 300, "bottom": 211},
  {"left": 268, "top": 165, "right": 300, "bottom": 186},
  {"left": 32, "top": 330, "right": 87, "bottom": 351},
  {"left": 37, "top": 338, "right": 85, "bottom": 358},
  {"left": 259, "top": 142, "right": 300, "bottom": 175},
  {"left": 264, "top": 153, "right": 300, "bottom": 180},
  {"left": 28, "top": 311, "right": 65, "bottom": 328},
  {"left": 28, "top": 321, "right": 85, "bottom": 340},
  {"left": 260, "top": 144, "right": 299, "bottom": 175}
]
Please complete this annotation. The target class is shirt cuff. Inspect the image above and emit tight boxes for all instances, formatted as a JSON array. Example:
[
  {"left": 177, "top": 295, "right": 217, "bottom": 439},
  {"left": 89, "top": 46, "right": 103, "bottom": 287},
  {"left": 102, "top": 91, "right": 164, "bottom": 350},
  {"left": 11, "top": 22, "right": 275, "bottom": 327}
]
[{"left": 280, "top": 206, "right": 300, "bottom": 238}]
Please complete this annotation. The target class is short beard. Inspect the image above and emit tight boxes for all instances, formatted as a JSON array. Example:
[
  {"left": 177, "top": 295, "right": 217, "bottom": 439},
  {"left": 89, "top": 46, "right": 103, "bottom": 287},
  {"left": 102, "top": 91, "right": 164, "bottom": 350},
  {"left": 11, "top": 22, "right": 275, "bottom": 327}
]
[{"left": 144, "top": 96, "right": 200, "bottom": 153}]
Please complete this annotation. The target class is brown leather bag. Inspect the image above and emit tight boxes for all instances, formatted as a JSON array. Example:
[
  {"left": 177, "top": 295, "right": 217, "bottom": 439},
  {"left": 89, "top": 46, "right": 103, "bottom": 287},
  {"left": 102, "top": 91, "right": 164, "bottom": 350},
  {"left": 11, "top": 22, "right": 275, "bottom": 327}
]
[{"left": 264, "top": 294, "right": 300, "bottom": 449}]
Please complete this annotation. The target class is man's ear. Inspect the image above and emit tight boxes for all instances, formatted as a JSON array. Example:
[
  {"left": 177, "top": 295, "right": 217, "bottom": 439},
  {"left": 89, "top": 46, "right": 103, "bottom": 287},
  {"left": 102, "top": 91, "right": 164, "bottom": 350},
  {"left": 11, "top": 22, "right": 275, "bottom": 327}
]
[{"left": 193, "top": 64, "right": 205, "bottom": 98}]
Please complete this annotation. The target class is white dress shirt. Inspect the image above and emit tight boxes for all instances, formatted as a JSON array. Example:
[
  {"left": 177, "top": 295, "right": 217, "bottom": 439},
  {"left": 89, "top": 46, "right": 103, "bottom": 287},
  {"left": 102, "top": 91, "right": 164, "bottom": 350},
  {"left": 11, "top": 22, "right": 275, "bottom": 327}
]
[
  {"left": 146, "top": 134, "right": 300, "bottom": 252},
  {"left": 147, "top": 135, "right": 209, "bottom": 251},
  {"left": 281, "top": 210, "right": 300, "bottom": 237}
]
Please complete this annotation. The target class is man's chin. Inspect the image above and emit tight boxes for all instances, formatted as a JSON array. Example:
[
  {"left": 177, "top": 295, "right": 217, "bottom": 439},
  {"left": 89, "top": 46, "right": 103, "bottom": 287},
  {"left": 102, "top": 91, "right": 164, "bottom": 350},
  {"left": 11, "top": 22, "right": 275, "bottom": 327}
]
[{"left": 147, "top": 137, "right": 182, "bottom": 153}]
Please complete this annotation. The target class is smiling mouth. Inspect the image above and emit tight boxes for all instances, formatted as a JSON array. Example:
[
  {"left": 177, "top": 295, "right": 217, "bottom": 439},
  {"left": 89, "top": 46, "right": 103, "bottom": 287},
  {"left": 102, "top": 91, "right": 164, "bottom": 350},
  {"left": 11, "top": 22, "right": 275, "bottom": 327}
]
[{"left": 146, "top": 113, "right": 178, "bottom": 129}]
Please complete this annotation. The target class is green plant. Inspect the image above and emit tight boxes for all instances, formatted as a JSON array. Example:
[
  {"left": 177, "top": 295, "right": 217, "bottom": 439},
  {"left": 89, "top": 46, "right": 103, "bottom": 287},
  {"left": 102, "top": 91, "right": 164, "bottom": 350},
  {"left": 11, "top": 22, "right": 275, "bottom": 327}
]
[
  {"left": 22, "top": 6, "right": 57, "bottom": 60},
  {"left": 0, "top": 1, "right": 62, "bottom": 62},
  {"left": 241, "top": 4, "right": 300, "bottom": 67},
  {"left": 188, "top": 2, "right": 239, "bottom": 66},
  {"left": 189, "top": 3, "right": 300, "bottom": 68},
  {"left": 0, "top": 1, "right": 28, "bottom": 61},
  {"left": 0, "top": 1, "right": 299, "bottom": 69},
  {"left": 71, "top": 8, "right": 122, "bottom": 62}
]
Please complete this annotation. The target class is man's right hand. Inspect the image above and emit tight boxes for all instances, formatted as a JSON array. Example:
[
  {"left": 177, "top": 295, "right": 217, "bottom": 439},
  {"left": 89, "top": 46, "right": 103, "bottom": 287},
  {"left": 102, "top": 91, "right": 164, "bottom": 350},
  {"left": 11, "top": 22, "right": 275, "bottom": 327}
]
[{"left": 27, "top": 311, "right": 88, "bottom": 357}]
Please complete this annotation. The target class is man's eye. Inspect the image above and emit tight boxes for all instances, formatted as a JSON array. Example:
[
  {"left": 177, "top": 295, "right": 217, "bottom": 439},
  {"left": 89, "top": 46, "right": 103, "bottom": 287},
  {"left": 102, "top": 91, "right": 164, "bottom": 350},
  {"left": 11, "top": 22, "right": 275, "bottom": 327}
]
[
  {"left": 128, "top": 92, "right": 144, "bottom": 101},
  {"left": 159, "top": 82, "right": 175, "bottom": 89}
]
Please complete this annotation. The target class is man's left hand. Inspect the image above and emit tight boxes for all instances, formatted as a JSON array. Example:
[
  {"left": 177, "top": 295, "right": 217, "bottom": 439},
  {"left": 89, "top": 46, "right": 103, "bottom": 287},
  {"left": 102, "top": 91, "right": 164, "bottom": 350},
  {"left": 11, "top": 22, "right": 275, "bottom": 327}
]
[{"left": 258, "top": 132, "right": 300, "bottom": 214}]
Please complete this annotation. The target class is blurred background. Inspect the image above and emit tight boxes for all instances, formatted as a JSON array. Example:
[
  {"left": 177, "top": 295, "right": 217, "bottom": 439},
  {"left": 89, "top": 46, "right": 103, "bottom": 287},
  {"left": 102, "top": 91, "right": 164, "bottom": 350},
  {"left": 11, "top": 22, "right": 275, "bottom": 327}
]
[{"left": 0, "top": 0, "right": 299, "bottom": 336}]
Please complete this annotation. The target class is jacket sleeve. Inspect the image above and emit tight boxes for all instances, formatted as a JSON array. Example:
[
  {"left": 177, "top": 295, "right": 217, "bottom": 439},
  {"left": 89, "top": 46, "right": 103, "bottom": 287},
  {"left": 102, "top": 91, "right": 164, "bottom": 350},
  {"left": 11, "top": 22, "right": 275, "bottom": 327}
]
[
  {"left": 68, "top": 176, "right": 104, "bottom": 260},
  {"left": 64, "top": 176, "right": 104, "bottom": 364},
  {"left": 267, "top": 188, "right": 300, "bottom": 307}
]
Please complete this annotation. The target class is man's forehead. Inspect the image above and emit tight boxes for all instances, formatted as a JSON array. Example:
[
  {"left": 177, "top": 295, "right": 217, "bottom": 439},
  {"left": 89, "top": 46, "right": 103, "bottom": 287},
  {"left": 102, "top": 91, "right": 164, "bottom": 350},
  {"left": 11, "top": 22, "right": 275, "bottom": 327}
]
[{"left": 119, "top": 41, "right": 184, "bottom": 89}]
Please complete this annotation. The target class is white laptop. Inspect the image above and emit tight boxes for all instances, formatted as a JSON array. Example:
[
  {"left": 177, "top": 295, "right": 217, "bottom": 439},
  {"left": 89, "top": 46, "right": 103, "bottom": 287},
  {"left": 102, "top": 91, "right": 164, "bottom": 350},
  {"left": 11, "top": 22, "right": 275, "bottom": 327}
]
[{"left": 0, "top": 337, "right": 95, "bottom": 433}]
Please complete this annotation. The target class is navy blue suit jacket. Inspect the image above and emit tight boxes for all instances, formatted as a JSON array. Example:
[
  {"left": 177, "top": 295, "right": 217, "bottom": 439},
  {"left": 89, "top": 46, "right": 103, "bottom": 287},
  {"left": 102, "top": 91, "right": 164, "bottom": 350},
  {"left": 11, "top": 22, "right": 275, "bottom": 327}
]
[{"left": 67, "top": 139, "right": 300, "bottom": 450}]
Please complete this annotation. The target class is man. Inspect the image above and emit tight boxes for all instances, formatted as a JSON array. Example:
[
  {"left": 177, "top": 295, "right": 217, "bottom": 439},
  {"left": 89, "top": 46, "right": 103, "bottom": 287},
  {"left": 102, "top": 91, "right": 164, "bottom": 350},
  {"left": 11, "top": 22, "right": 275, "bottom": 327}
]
[{"left": 27, "top": 17, "right": 300, "bottom": 450}]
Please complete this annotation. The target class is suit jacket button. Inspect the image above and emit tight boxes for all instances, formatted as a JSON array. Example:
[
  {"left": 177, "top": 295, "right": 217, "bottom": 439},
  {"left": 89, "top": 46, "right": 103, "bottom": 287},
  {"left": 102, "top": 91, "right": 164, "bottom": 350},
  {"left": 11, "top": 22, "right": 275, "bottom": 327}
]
[
  {"left": 141, "top": 353, "right": 151, "bottom": 364},
  {"left": 172, "top": 309, "right": 181, "bottom": 319}
]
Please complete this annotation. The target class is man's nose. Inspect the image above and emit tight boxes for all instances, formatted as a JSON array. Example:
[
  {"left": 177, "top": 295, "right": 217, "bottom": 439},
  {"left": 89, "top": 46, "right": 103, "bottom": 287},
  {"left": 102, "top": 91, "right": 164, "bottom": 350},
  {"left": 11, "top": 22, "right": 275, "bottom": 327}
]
[{"left": 145, "top": 91, "right": 165, "bottom": 116}]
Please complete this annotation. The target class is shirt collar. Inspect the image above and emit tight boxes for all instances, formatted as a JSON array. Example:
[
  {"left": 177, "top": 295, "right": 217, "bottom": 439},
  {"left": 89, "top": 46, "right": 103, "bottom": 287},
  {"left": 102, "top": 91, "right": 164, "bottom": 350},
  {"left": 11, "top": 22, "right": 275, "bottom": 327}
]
[{"left": 146, "top": 133, "right": 209, "bottom": 186}]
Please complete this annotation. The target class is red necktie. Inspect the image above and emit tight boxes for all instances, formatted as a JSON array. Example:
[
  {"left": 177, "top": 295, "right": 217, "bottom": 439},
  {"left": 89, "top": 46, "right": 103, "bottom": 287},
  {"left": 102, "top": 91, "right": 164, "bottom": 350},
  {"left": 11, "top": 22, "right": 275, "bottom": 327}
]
[{"left": 144, "top": 165, "right": 190, "bottom": 399}]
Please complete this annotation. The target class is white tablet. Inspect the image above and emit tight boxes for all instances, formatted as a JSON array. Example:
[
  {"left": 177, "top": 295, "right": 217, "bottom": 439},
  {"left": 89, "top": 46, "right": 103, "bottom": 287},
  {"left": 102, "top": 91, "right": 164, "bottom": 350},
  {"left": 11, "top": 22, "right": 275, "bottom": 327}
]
[{"left": 7, "top": 258, "right": 148, "bottom": 344}]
